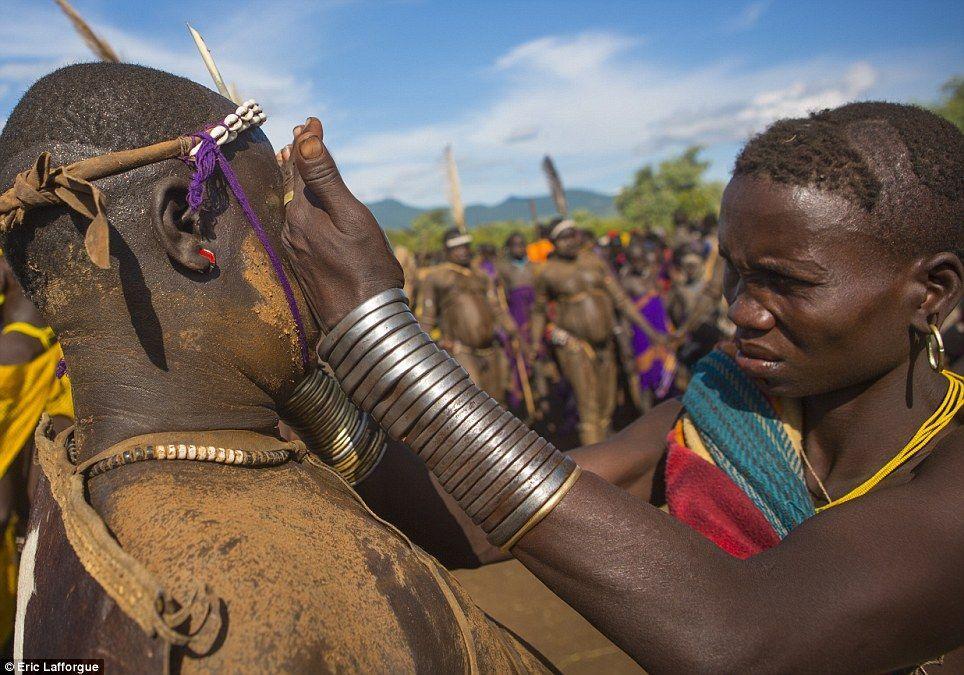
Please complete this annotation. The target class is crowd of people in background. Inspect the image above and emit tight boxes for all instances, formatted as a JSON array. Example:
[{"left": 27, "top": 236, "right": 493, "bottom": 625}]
[{"left": 393, "top": 213, "right": 728, "bottom": 448}]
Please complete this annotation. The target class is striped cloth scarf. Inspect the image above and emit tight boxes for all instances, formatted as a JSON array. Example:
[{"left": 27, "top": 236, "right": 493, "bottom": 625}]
[{"left": 681, "top": 350, "right": 814, "bottom": 538}]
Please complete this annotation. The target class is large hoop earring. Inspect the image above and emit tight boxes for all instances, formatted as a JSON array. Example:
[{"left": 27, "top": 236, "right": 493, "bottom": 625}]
[{"left": 926, "top": 324, "right": 946, "bottom": 373}]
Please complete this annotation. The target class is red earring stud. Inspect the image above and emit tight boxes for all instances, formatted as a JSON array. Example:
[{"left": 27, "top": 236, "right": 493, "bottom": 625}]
[{"left": 199, "top": 247, "right": 216, "bottom": 266}]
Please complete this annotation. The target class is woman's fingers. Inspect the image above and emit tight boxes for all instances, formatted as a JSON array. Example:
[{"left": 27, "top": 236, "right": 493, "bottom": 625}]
[
  {"left": 282, "top": 115, "right": 404, "bottom": 328},
  {"left": 291, "top": 117, "right": 358, "bottom": 217}
]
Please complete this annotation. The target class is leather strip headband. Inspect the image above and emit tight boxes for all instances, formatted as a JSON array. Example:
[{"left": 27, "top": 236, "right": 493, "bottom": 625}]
[{"left": 0, "top": 136, "right": 195, "bottom": 268}]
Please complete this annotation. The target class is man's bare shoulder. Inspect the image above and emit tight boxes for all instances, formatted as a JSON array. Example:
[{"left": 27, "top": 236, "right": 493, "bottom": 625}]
[
  {"left": 583, "top": 250, "right": 608, "bottom": 267},
  {"left": 421, "top": 264, "right": 450, "bottom": 284},
  {"left": 534, "top": 259, "right": 558, "bottom": 282}
]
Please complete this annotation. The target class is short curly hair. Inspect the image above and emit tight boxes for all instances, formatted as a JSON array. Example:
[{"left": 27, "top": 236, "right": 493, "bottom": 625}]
[{"left": 734, "top": 101, "right": 963, "bottom": 258}]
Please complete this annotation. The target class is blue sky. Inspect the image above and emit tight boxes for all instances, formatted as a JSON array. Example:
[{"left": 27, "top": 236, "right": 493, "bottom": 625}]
[{"left": 1, "top": 0, "right": 962, "bottom": 206}]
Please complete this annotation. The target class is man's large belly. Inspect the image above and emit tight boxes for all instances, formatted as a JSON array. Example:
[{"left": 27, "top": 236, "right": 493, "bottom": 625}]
[
  {"left": 557, "top": 295, "right": 615, "bottom": 345},
  {"left": 440, "top": 295, "right": 497, "bottom": 348}
]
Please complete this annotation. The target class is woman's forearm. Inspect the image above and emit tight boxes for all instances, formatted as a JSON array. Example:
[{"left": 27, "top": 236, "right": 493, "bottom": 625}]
[
  {"left": 511, "top": 466, "right": 964, "bottom": 673},
  {"left": 512, "top": 472, "right": 763, "bottom": 672}
]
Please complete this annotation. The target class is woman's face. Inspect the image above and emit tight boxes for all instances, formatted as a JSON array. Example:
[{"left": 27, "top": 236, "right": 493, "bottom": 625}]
[{"left": 719, "top": 175, "right": 922, "bottom": 398}]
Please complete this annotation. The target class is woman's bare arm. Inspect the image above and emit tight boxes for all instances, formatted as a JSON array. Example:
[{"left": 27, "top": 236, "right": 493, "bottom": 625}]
[
  {"left": 359, "top": 399, "right": 682, "bottom": 566},
  {"left": 514, "top": 431, "right": 964, "bottom": 673},
  {"left": 568, "top": 398, "right": 681, "bottom": 502}
]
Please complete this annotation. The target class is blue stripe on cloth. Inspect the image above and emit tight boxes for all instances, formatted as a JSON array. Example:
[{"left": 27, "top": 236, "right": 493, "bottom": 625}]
[{"left": 682, "top": 350, "right": 814, "bottom": 536}]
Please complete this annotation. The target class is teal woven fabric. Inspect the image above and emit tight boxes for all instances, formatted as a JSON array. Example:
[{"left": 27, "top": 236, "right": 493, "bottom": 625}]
[{"left": 681, "top": 350, "right": 814, "bottom": 537}]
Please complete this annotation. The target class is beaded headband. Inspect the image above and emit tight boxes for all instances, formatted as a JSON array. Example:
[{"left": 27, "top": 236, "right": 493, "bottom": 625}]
[
  {"left": 0, "top": 99, "right": 311, "bottom": 369},
  {"left": 445, "top": 234, "right": 472, "bottom": 249},
  {"left": 189, "top": 99, "right": 266, "bottom": 156},
  {"left": 550, "top": 218, "right": 575, "bottom": 240}
]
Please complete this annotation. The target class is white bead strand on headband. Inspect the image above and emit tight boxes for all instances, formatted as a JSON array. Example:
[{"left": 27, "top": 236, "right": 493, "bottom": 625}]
[{"left": 189, "top": 99, "right": 267, "bottom": 157}]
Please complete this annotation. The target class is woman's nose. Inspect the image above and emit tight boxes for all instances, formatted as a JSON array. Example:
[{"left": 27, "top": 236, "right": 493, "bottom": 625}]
[{"left": 727, "top": 288, "right": 776, "bottom": 333}]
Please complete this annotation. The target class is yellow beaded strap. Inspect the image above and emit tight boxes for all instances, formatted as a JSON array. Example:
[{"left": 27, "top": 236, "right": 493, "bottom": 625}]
[{"left": 817, "top": 370, "right": 963, "bottom": 512}]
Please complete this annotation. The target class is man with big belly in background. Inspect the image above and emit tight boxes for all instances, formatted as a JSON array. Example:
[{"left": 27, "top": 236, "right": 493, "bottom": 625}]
[
  {"left": 418, "top": 229, "right": 518, "bottom": 403},
  {"left": 531, "top": 220, "right": 662, "bottom": 444}
]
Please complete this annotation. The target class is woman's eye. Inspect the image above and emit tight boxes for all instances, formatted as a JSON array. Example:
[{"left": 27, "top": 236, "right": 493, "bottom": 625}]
[{"left": 763, "top": 273, "right": 810, "bottom": 294}]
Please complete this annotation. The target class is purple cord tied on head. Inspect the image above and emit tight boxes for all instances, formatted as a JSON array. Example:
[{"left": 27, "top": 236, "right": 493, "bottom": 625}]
[
  {"left": 56, "top": 358, "right": 68, "bottom": 379},
  {"left": 184, "top": 131, "right": 311, "bottom": 369}
]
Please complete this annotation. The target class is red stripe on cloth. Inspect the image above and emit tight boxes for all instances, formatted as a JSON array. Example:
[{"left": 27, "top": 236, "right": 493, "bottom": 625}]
[{"left": 665, "top": 430, "right": 780, "bottom": 559}]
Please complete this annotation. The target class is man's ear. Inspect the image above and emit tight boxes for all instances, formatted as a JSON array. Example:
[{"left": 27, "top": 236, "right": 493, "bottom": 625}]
[
  {"left": 914, "top": 252, "right": 963, "bottom": 331},
  {"left": 151, "top": 175, "right": 211, "bottom": 272}
]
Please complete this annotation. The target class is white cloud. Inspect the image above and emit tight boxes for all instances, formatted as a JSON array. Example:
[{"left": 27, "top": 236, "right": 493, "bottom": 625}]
[
  {"left": 724, "top": 1, "right": 772, "bottom": 33},
  {"left": 335, "top": 33, "right": 887, "bottom": 205},
  {"left": 495, "top": 33, "right": 641, "bottom": 79},
  {"left": 658, "top": 62, "right": 879, "bottom": 146}
]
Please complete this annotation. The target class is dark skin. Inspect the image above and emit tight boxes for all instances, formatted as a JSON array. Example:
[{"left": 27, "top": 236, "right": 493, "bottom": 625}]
[
  {"left": 499, "top": 235, "right": 535, "bottom": 292},
  {"left": 283, "top": 117, "right": 963, "bottom": 671},
  {"left": 619, "top": 245, "right": 660, "bottom": 298}
]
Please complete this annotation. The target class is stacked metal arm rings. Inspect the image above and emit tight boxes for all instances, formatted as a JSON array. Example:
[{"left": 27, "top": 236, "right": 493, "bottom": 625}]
[
  {"left": 280, "top": 366, "right": 387, "bottom": 485},
  {"left": 318, "top": 288, "right": 582, "bottom": 550}
]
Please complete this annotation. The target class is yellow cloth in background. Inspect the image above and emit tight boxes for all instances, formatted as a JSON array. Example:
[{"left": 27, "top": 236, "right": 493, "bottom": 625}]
[
  {"left": 0, "top": 341, "right": 74, "bottom": 478},
  {"left": 0, "top": 322, "right": 73, "bottom": 649}
]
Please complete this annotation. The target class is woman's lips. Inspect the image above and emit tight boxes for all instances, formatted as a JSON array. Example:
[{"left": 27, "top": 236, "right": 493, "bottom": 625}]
[{"left": 734, "top": 342, "right": 783, "bottom": 378}]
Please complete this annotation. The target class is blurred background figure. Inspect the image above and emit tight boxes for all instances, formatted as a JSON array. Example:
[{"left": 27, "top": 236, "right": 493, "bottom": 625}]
[
  {"left": 0, "top": 257, "right": 74, "bottom": 652},
  {"left": 497, "top": 233, "right": 538, "bottom": 419},
  {"left": 418, "top": 229, "right": 518, "bottom": 402},
  {"left": 531, "top": 221, "right": 663, "bottom": 444},
  {"left": 618, "top": 241, "right": 676, "bottom": 412}
]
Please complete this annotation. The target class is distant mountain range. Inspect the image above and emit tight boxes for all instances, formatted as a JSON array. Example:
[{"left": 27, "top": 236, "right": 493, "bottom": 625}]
[{"left": 367, "top": 189, "right": 616, "bottom": 231}]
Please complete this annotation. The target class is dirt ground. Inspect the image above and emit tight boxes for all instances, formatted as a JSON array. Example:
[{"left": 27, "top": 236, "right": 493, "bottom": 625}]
[{"left": 452, "top": 560, "right": 644, "bottom": 674}]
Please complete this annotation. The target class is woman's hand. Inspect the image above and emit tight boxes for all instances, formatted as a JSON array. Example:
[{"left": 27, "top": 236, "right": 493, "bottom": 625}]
[{"left": 280, "top": 118, "right": 404, "bottom": 331}]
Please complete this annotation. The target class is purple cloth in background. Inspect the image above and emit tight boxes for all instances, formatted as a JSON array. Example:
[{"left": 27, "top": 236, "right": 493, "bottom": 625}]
[
  {"left": 504, "top": 284, "right": 535, "bottom": 410},
  {"left": 480, "top": 259, "right": 497, "bottom": 280},
  {"left": 631, "top": 292, "right": 674, "bottom": 396},
  {"left": 507, "top": 285, "right": 535, "bottom": 332}
]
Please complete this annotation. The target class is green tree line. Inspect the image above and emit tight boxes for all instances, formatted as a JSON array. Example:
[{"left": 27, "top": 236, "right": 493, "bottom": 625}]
[{"left": 387, "top": 145, "right": 722, "bottom": 254}]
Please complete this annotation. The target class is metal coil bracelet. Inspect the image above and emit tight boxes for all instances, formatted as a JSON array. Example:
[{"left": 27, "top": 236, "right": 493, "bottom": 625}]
[
  {"left": 319, "top": 288, "right": 581, "bottom": 550},
  {"left": 280, "top": 366, "right": 387, "bottom": 486}
]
